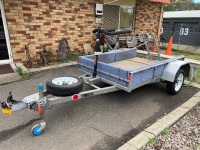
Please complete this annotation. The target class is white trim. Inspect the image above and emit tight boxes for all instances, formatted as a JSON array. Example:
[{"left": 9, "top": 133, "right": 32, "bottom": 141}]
[
  {"left": 0, "top": 0, "right": 13, "bottom": 64},
  {"left": 164, "top": 10, "right": 200, "bottom": 18},
  {"left": 104, "top": 0, "right": 119, "bottom": 4},
  {"left": 158, "top": 4, "right": 164, "bottom": 37},
  {"left": 118, "top": 6, "right": 120, "bottom": 30}
]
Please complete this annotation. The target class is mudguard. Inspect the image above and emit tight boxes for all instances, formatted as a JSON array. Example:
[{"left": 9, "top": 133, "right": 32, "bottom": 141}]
[{"left": 161, "top": 60, "right": 190, "bottom": 82}]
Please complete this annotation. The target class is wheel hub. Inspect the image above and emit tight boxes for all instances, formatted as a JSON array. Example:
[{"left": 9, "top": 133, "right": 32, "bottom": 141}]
[
  {"left": 175, "top": 73, "right": 184, "bottom": 91},
  {"left": 52, "top": 77, "right": 78, "bottom": 85}
]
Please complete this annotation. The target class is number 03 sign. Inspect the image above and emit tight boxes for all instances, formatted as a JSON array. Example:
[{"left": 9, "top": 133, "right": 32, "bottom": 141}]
[{"left": 180, "top": 28, "right": 189, "bottom": 35}]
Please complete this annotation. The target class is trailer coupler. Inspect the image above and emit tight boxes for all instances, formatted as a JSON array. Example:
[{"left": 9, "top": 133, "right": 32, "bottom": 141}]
[
  {"left": 1, "top": 92, "right": 28, "bottom": 115},
  {"left": 1, "top": 85, "right": 47, "bottom": 136},
  {"left": 2, "top": 107, "right": 12, "bottom": 115}
]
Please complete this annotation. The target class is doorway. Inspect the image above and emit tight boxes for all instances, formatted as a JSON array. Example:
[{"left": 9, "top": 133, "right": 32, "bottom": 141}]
[{"left": 0, "top": 0, "right": 12, "bottom": 64}]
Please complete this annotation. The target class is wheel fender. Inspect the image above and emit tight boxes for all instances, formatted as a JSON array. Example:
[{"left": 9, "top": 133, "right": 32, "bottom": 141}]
[{"left": 161, "top": 60, "right": 190, "bottom": 82}]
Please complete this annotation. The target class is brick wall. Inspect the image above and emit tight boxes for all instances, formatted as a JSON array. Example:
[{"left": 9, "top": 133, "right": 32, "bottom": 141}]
[
  {"left": 134, "top": 0, "right": 162, "bottom": 34},
  {"left": 4, "top": 0, "right": 102, "bottom": 62},
  {"left": 3, "top": 0, "right": 163, "bottom": 63}
]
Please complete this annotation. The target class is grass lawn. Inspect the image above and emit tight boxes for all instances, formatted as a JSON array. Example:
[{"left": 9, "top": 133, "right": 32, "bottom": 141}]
[
  {"left": 172, "top": 50, "right": 200, "bottom": 84},
  {"left": 173, "top": 51, "right": 200, "bottom": 61}
]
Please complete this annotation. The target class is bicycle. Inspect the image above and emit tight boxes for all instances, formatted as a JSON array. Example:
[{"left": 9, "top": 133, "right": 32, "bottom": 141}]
[
  {"left": 92, "top": 28, "right": 133, "bottom": 52},
  {"left": 159, "top": 34, "right": 167, "bottom": 48},
  {"left": 57, "top": 38, "right": 70, "bottom": 62}
]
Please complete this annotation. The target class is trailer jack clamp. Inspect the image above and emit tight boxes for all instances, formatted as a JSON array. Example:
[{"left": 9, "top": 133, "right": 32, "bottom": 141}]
[{"left": 2, "top": 108, "right": 12, "bottom": 115}]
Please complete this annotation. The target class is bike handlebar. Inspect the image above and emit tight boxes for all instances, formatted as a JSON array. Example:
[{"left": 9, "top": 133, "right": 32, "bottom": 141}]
[{"left": 92, "top": 28, "right": 132, "bottom": 35}]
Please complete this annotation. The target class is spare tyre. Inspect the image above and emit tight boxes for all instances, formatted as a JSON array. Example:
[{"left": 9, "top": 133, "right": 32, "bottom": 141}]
[{"left": 46, "top": 76, "right": 83, "bottom": 96}]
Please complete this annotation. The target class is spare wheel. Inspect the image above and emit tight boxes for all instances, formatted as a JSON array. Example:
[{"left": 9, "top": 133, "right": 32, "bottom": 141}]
[{"left": 46, "top": 76, "right": 83, "bottom": 96}]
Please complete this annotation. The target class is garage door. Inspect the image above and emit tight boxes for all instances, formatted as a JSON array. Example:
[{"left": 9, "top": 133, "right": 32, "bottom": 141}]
[
  {"left": 173, "top": 22, "right": 199, "bottom": 46},
  {"left": 162, "top": 22, "right": 172, "bottom": 43}
]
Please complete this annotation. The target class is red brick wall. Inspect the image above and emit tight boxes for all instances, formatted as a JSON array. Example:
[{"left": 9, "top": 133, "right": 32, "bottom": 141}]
[
  {"left": 134, "top": 0, "right": 162, "bottom": 34},
  {"left": 4, "top": 0, "right": 102, "bottom": 62},
  {"left": 3, "top": 0, "right": 162, "bottom": 62}
]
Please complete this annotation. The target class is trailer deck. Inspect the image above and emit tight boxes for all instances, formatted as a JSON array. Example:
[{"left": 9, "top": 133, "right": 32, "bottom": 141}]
[
  {"left": 78, "top": 48, "right": 186, "bottom": 92},
  {"left": 109, "top": 57, "right": 157, "bottom": 70}
]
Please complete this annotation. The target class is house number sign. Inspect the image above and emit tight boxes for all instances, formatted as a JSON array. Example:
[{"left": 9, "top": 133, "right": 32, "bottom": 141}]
[{"left": 179, "top": 28, "right": 189, "bottom": 35}]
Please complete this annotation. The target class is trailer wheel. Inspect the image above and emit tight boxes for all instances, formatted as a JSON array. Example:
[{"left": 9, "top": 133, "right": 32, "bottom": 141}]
[
  {"left": 166, "top": 69, "right": 185, "bottom": 95},
  {"left": 32, "top": 124, "right": 43, "bottom": 136},
  {"left": 46, "top": 76, "right": 83, "bottom": 96}
]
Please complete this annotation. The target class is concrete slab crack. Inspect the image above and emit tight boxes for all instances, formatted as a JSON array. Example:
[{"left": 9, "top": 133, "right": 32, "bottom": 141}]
[
  {"left": 90, "top": 126, "right": 110, "bottom": 137},
  {"left": 144, "top": 130, "right": 156, "bottom": 137}
]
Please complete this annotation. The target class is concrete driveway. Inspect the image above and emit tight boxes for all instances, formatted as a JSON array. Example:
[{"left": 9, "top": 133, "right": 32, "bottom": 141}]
[{"left": 0, "top": 66, "right": 199, "bottom": 150}]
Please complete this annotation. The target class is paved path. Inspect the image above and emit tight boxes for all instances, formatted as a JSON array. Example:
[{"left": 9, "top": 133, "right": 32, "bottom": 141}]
[{"left": 0, "top": 66, "right": 199, "bottom": 150}]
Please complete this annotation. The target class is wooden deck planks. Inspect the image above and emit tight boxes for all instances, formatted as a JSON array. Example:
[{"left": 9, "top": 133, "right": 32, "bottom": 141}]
[{"left": 109, "top": 57, "right": 156, "bottom": 70}]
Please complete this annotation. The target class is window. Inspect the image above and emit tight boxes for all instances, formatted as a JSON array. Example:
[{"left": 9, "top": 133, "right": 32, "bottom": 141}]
[
  {"left": 103, "top": 4, "right": 134, "bottom": 30},
  {"left": 119, "top": 6, "right": 134, "bottom": 30}
]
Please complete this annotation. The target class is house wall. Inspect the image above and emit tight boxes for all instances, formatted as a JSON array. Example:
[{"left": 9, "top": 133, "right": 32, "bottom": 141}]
[
  {"left": 3, "top": 0, "right": 102, "bottom": 62},
  {"left": 134, "top": 0, "right": 162, "bottom": 34},
  {"left": 3, "top": 0, "right": 163, "bottom": 63}
]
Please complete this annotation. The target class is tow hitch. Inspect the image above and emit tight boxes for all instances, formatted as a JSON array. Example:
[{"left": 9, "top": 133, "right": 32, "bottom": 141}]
[
  {"left": 1, "top": 92, "right": 28, "bottom": 115},
  {"left": 0, "top": 84, "right": 48, "bottom": 136},
  {"left": 0, "top": 76, "right": 120, "bottom": 136},
  {"left": 1, "top": 92, "right": 18, "bottom": 115}
]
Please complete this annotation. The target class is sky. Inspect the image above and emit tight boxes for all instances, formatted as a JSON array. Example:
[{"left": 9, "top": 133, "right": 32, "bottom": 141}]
[{"left": 193, "top": 0, "right": 200, "bottom": 3}]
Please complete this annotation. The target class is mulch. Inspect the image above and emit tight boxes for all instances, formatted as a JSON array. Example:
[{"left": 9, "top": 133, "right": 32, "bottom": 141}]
[{"left": 0, "top": 64, "right": 15, "bottom": 75}]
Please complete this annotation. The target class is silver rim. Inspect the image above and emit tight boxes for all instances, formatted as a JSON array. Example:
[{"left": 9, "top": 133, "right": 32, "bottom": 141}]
[
  {"left": 52, "top": 77, "right": 78, "bottom": 85},
  {"left": 175, "top": 73, "right": 184, "bottom": 91}
]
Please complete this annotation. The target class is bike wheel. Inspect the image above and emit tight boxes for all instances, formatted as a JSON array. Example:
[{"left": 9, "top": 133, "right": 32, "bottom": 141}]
[{"left": 58, "top": 38, "right": 70, "bottom": 62}]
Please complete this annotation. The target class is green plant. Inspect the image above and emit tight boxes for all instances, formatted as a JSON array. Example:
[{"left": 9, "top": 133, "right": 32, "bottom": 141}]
[
  {"left": 196, "top": 144, "right": 200, "bottom": 150},
  {"left": 147, "top": 138, "right": 156, "bottom": 147},
  {"left": 69, "top": 52, "right": 79, "bottom": 61},
  {"left": 172, "top": 49, "right": 200, "bottom": 61},
  {"left": 16, "top": 67, "right": 29, "bottom": 80},
  {"left": 161, "top": 128, "right": 170, "bottom": 135},
  {"left": 69, "top": 51, "right": 80, "bottom": 61},
  {"left": 173, "top": 52, "right": 181, "bottom": 55},
  {"left": 184, "top": 83, "right": 192, "bottom": 88},
  {"left": 196, "top": 68, "right": 200, "bottom": 78}
]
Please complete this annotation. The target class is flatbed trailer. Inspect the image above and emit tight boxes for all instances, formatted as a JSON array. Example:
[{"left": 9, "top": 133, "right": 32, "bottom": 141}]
[
  {"left": 0, "top": 31, "right": 190, "bottom": 136},
  {"left": 78, "top": 48, "right": 189, "bottom": 93}
]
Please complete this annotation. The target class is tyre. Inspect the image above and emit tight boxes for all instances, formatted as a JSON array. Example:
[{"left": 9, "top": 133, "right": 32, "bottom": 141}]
[
  {"left": 46, "top": 76, "right": 83, "bottom": 96},
  {"left": 32, "top": 124, "right": 43, "bottom": 136},
  {"left": 58, "top": 38, "right": 70, "bottom": 62},
  {"left": 166, "top": 69, "right": 185, "bottom": 95}
]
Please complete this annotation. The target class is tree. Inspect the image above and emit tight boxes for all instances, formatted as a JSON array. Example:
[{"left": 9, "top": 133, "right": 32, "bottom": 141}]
[{"left": 165, "top": 0, "right": 200, "bottom": 11}]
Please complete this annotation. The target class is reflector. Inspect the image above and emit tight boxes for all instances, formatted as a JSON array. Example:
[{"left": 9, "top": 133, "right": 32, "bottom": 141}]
[{"left": 72, "top": 94, "right": 79, "bottom": 101}]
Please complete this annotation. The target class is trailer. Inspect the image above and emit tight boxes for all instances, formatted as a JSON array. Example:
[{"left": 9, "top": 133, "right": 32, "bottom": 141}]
[{"left": 0, "top": 30, "right": 190, "bottom": 136}]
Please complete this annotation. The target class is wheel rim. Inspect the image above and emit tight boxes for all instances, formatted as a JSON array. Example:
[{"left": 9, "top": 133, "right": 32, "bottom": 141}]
[
  {"left": 175, "top": 73, "right": 184, "bottom": 91},
  {"left": 32, "top": 125, "right": 43, "bottom": 136},
  {"left": 52, "top": 77, "right": 78, "bottom": 85}
]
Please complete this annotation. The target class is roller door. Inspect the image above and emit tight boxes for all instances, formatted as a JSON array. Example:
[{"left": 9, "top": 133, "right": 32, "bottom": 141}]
[
  {"left": 173, "top": 22, "right": 199, "bottom": 46},
  {"left": 162, "top": 22, "right": 172, "bottom": 43}
]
